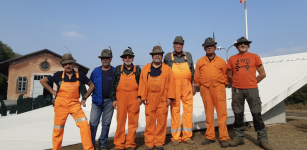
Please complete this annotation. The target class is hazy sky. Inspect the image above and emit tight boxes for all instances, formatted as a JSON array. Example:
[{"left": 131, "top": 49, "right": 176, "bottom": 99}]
[{"left": 1, "top": 0, "right": 307, "bottom": 73}]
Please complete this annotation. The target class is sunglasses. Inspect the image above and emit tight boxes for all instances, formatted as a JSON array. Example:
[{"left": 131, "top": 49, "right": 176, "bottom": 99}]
[
  {"left": 238, "top": 42, "right": 250, "bottom": 46},
  {"left": 122, "top": 55, "right": 134, "bottom": 59}
]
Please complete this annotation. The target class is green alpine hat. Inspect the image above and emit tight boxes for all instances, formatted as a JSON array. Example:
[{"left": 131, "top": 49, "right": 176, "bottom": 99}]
[
  {"left": 202, "top": 37, "right": 217, "bottom": 47},
  {"left": 173, "top": 36, "right": 184, "bottom": 44},
  {"left": 60, "top": 53, "right": 76, "bottom": 65},
  {"left": 120, "top": 47, "right": 135, "bottom": 58},
  {"left": 150, "top": 45, "right": 164, "bottom": 55},
  {"left": 98, "top": 49, "right": 113, "bottom": 58},
  {"left": 234, "top": 37, "right": 252, "bottom": 46}
]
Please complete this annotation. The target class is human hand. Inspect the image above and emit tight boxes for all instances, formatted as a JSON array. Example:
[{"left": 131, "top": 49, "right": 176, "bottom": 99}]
[
  {"left": 143, "top": 100, "right": 149, "bottom": 105},
  {"left": 167, "top": 99, "right": 172, "bottom": 107},
  {"left": 137, "top": 97, "right": 142, "bottom": 105},
  {"left": 51, "top": 90, "right": 57, "bottom": 97},
  {"left": 112, "top": 101, "right": 117, "bottom": 109},
  {"left": 80, "top": 100, "right": 86, "bottom": 107},
  {"left": 192, "top": 85, "right": 196, "bottom": 96}
]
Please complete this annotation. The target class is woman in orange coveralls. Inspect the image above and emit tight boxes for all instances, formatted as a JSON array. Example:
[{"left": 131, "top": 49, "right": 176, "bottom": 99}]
[
  {"left": 138, "top": 46, "right": 175, "bottom": 150},
  {"left": 40, "top": 54, "right": 95, "bottom": 150}
]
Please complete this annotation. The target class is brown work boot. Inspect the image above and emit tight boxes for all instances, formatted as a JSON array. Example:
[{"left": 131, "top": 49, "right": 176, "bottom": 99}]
[
  {"left": 184, "top": 139, "right": 195, "bottom": 145},
  {"left": 126, "top": 147, "right": 134, "bottom": 150},
  {"left": 201, "top": 138, "right": 215, "bottom": 145},
  {"left": 259, "top": 142, "right": 273, "bottom": 150},
  {"left": 220, "top": 140, "right": 229, "bottom": 148},
  {"left": 229, "top": 137, "right": 244, "bottom": 147},
  {"left": 172, "top": 140, "right": 180, "bottom": 146}
]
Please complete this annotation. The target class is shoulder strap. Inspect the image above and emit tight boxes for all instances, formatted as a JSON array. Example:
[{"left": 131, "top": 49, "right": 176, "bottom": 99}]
[
  {"left": 61, "top": 71, "right": 65, "bottom": 81},
  {"left": 120, "top": 65, "right": 124, "bottom": 75},
  {"left": 183, "top": 52, "right": 187, "bottom": 62},
  {"left": 171, "top": 52, "right": 174, "bottom": 61}
]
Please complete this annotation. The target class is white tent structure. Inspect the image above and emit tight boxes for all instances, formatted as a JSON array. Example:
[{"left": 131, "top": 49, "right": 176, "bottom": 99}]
[{"left": 1, "top": 52, "right": 307, "bottom": 150}]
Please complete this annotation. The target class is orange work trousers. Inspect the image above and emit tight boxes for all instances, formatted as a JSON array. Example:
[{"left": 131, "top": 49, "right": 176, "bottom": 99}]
[
  {"left": 200, "top": 83, "right": 229, "bottom": 141},
  {"left": 53, "top": 97, "right": 94, "bottom": 150},
  {"left": 114, "top": 91, "right": 140, "bottom": 149},
  {"left": 144, "top": 92, "right": 169, "bottom": 148},
  {"left": 171, "top": 79, "right": 193, "bottom": 142}
]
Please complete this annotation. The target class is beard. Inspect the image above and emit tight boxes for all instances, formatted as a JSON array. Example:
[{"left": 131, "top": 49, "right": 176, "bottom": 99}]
[
  {"left": 102, "top": 61, "right": 110, "bottom": 67},
  {"left": 239, "top": 46, "right": 248, "bottom": 52},
  {"left": 154, "top": 58, "right": 161, "bottom": 63},
  {"left": 124, "top": 60, "right": 132, "bottom": 65}
]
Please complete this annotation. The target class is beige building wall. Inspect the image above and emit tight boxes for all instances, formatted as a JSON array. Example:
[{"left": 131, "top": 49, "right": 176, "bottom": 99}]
[{"left": 7, "top": 53, "right": 79, "bottom": 100}]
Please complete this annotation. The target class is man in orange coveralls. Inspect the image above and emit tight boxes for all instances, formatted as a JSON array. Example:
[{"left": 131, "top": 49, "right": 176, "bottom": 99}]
[
  {"left": 194, "top": 37, "right": 229, "bottom": 148},
  {"left": 40, "top": 54, "right": 94, "bottom": 150},
  {"left": 138, "top": 46, "right": 175, "bottom": 150},
  {"left": 163, "top": 36, "right": 196, "bottom": 145},
  {"left": 111, "top": 47, "right": 142, "bottom": 150}
]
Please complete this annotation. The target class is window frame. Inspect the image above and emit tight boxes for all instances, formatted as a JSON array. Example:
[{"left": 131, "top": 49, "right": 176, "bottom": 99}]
[{"left": 16, "top": 77, "right": 28, "bottom": 92}]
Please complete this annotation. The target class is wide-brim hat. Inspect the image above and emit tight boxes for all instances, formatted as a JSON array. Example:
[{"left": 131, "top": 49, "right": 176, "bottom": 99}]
[
  {"left": 120, "top": 48, "right": 135, "bottom": 58},
  {"left": 202, "top": 37, "right": 217, "bottom": 47},
  {"left": 98, "top": 49, "right": 113, "bottom": 58},
  {"left": 60, "top": 54, "right": 76, "bottom": 65},
  {"left": 173, "top": 36, "right": 184, "bottom": 44},
  {"left": 234, "top": 37, "right": 252, "bottom": 46},
  {"left": 150, "top": 45, "right": 164, "bottom": 55}
]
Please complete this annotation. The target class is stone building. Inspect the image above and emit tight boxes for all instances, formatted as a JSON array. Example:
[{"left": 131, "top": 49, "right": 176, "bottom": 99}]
[{"left": 0, "top": 49, "right": 89, "bottom": 100}]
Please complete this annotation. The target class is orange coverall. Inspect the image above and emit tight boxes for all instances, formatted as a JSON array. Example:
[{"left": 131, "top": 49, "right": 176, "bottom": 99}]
[
  {"left": 194, "top": 55, "right": 229, "bottom": 141},
  {"left": 138, "top": 63, "right": 175, "bottom": 148},
  {"left": 170, "top": 52, "right": 194, "bottom": 142},
  {"left": 53, "top": 71, "right": 94, "bottom": 150},
  {"left": 114, "top": 65, "right": 140, "bottom": 149}
]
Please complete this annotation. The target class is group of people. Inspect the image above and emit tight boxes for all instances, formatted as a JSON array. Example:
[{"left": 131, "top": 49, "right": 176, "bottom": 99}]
[{"left": 40, "top": 36, "right": 273, "bottom": 150}]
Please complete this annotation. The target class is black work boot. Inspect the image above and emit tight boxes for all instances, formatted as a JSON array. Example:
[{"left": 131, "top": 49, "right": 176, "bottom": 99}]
[
  {"left": 220, "top": 140, "right": 229, "bottom": 148},
  {"left": 146, "top": 147, "right": 153, "bottom": 150},
  {"left": 229, "top": 137, "right": 244, "bottom": 147},
  {"left": 156, "top": 145, "right": 164, "bottom": 150},
  {"left": 201, "top": 138, "right": 215, "bottom": 145}
]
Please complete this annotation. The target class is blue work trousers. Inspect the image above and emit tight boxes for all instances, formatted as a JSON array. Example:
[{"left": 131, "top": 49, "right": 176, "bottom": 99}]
[{"left": 89, "top": 98, "right": 114, "bottom": 148}]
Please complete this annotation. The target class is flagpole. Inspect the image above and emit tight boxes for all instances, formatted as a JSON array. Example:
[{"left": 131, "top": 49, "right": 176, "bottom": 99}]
[{"left": 245, "top": 0, "right": 248, "bottom": 39}]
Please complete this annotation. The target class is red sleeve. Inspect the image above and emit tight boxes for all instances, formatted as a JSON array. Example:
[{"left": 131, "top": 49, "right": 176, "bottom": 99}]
[{"left": 255, "top": 54, "right": 262, "bottom": 67}]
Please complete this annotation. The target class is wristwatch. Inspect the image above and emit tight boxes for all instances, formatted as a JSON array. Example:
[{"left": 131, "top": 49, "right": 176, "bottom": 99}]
[{"left": 82, "top": 97, "right": 87, "bottom": 100}]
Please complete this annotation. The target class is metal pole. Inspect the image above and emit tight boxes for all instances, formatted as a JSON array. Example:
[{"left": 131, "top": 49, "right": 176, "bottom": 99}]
[{"left": 245, "top": 0, "right": 248, "bottom": 39}]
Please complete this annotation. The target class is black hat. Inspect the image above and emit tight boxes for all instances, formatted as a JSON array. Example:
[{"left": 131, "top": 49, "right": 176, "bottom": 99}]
[
  {"left": 202, "top": 37, "right": 217, "bottom": 47},
  {"left": 120, "top": 47, "right": 135, "bottom": 58},
  {"left": 234, "top": 37, "right": 252, "bottom": 46}
]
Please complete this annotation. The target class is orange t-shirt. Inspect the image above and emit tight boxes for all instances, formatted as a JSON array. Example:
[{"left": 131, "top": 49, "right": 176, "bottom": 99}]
[{"left": 227, "top": 52, "right": 262, "bottom": 89}]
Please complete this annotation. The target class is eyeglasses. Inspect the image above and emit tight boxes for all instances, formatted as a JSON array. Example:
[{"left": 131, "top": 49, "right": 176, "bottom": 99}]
[{"left": 122, "top": 55, "right": 134, "bottom": 59}]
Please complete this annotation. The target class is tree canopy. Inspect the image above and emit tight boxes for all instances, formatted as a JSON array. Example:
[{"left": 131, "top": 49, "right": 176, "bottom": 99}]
[
  {"left": 0, "top": 41, "right": 21, "bottom": 99},
  {"left": 0, "top": 41, "right": 21, "bottom": 62}
]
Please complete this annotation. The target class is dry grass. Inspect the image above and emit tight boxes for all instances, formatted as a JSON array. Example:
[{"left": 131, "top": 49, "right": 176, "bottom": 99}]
[
  {"left": 57, "top": 117, "right": 307, "bottom": 150},
  {"left": 286, "top": 104, "right": 307, "bottom": 111}
]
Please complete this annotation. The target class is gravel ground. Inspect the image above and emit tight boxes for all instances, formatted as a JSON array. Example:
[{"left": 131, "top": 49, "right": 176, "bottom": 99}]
[{"left": 57, "top": 116, "right": 307, "bottom": 150}]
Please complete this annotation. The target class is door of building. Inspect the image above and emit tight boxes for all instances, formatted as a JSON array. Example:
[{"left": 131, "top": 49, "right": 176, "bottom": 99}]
[{"left": 32, "top": 75, "right": 48, "bottom": 98}]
